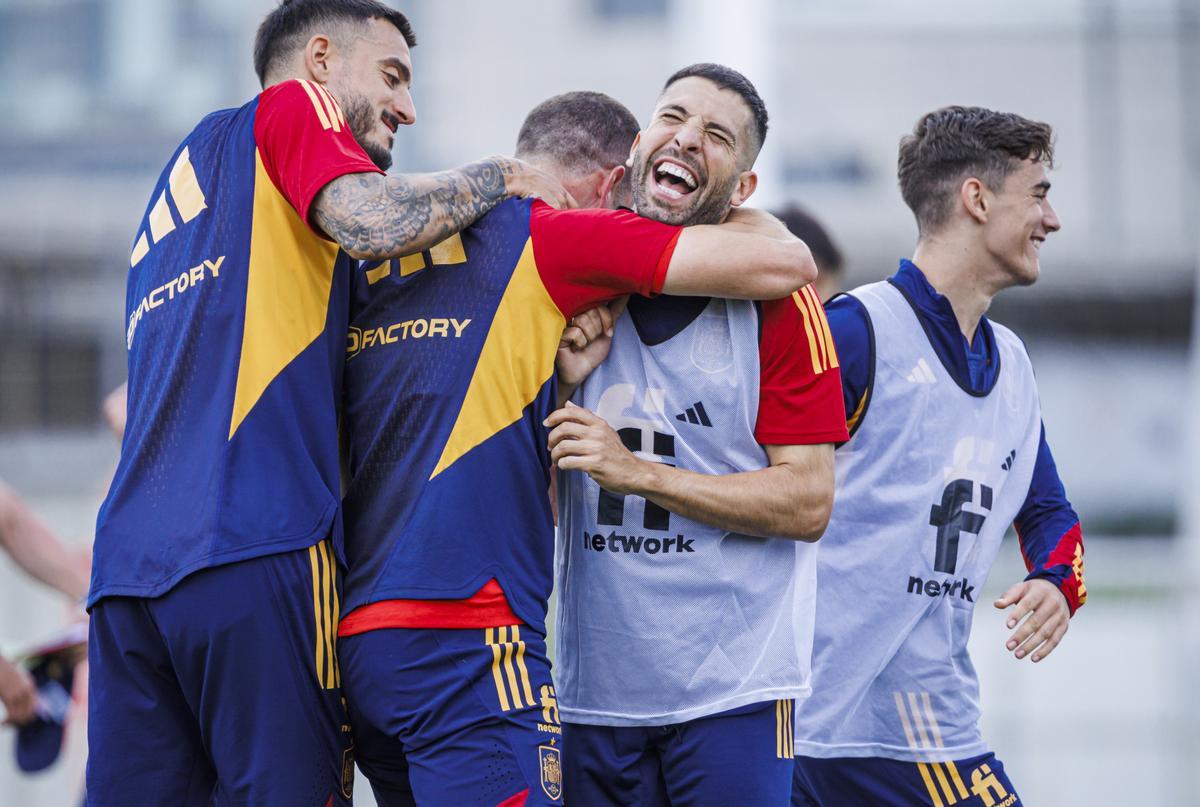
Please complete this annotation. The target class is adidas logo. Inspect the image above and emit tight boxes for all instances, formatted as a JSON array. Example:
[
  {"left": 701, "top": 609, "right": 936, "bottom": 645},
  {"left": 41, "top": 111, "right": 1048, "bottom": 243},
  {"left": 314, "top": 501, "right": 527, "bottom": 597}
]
[
  {"left": 1001, "top": 449, "right": 1016, "bottom": 471},
  {"left": 906, "top": 358, "right": 936, "bottom": 384},
  {"left": 675, "top": 401, "right": 712, "bottom": 427}
]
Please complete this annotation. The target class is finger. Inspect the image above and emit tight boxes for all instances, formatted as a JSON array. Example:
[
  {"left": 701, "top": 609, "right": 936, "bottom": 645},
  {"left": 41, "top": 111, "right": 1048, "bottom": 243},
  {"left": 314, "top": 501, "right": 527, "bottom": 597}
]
[
  {"left": 559, "top": 326, "right": 587, "bottom": 351},
  {"left": 544, "top": 406, "right": 592, "bottom": 428},
  {"left": 573, "top": 310, "right": 606, "bottom": 343},
  {"left": 605, "top": 296, "right": 630, "bottom": 333},
  {"left": 993, "top": 581, "right": 1026, "bottom": 610},
  {"left": 1005, "top": 605, "right": 1043, "bottom": 651},
  {"left": 547, "top": 422, "right": 593, "bottom": 451},
  {"left": 552, "top": 442, "right": 596, "bottom": 467},
  {"left": 1031, "top": 623, "right": 1069, "bottom": 663},
  {"left": 1002, "top": 590, "right": 1036, "bottom": 631},
  {"left": 561, "top": 400, "right": 603, "bottom": 425},
  {"left": 1015, "top": 613, "right": 1064, "bottom": 660},
  {"left": 594, "top": 305, "right": 614, "bottom": 337}
]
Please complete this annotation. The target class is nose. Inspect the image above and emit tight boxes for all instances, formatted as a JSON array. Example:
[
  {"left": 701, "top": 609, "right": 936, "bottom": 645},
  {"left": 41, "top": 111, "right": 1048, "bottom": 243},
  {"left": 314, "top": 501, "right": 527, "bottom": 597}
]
[
  {"left": 393, "top": 89, "right": 416, "bottom": 127},
  {"left": 1043, "top": 198, "right": 1061, "bottom": 233},
  {"left": 673, "top": 118, "right": 704, "bottom": 153}
]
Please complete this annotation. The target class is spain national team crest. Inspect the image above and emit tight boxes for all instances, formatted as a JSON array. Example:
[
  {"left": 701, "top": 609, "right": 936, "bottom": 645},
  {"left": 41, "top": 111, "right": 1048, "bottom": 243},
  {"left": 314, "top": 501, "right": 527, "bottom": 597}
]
[
  {"left": 690, "top": 309, "right": 733, "bottom": 373},
  {"left": 538, "top": 744, "right": 562, "bottom": 801}
]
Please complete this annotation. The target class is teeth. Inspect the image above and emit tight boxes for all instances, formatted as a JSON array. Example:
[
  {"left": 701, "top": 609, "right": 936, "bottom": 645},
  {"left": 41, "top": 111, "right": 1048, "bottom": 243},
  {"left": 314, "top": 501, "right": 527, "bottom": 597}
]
[{"left": 656, "top": 161, "right": 697, "bottom": 189}]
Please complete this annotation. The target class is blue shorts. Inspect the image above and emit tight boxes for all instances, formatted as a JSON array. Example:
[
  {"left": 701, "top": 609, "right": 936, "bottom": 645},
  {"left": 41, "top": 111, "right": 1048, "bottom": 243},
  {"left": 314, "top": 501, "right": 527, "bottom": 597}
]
[
  {"left": 793, "top": 752, "right": 1021, "bottom": 807},
  {"left": 86, "top": 540, "right": 353, "bottom": 807},
  {"left": 339, "top": 624, "right": 562, "bottom": 807},
  {"left": 563, "top": 699, "right": 797, "bottom": 807}
]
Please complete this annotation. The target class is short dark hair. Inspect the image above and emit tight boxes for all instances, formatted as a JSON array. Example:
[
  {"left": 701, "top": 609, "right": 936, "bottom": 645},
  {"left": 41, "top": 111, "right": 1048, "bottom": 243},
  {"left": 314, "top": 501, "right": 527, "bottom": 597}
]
[
  {"left": 515, "top": 91, "right": 640, "bottom": 175},
  {"left": 662, "top": 63, "right": 768, "bottom": 153},
  {"left": 254, "top": 0, "right": 416, "bottom": 87},
  {"left": 774, "top": 205, "right": 843, "bottom": 276},
  {"left": 898, "top": 105, "right": 1055, "bottom": 235}
]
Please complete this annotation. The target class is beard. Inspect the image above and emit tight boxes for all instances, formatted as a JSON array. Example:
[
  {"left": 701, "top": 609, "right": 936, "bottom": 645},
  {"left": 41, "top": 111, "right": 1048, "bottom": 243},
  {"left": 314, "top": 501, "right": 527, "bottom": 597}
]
[
  {"left": 629, "top": 145, "right": 737, "bottom": 226},
  {"left": 342, "top": 92, "right": 393, "bottom": 171}
]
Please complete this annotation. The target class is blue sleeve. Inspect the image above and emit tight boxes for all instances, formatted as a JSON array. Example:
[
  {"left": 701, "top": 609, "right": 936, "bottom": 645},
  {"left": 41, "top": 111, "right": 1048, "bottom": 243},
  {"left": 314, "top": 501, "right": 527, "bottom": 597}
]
[
  {"left": 1013, "top": 422, "right": 1087, "bottom": 614},
  {"left": 824, "top": 293, "right": 872, "bottom": 437}
]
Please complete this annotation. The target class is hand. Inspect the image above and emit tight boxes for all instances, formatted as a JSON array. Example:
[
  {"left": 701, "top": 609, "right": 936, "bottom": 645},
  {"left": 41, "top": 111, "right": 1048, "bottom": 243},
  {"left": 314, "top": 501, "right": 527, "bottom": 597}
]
[
  {"left": 499, "top": 157, "right": 578, "bottom": 210},
  {"left": 993, "top": 578, "right": 1070, "bottom": 663},
  {"left": 0, "top": 656, "right": 37, "bottom": 726},
  {"left": 102, "top": 382, "right": 127, "bottom": 440},
  {"left": 556, "top": 297, "right": 628, "bottom": 393},
  {"left": 545, "top": 402, "right": 649, "bottom": 494}
]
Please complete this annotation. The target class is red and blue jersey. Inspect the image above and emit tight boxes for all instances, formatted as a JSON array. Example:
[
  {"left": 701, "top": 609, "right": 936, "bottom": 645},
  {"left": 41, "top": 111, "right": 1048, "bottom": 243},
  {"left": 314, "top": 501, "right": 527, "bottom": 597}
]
[
  {"left": 337, "top": 199, "right": 680, "bottom": 632},
  {"left": 827, "top": 259, "right": 1086, "bottom": 613},
  {"left": 90, "top": 80, "right": 381, "bottom": 607}
]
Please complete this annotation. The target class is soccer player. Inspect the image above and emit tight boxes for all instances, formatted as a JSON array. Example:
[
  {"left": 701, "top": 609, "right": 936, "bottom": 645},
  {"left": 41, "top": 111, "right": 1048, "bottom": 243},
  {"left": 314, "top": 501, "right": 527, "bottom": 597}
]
[
  {"left": 774, "top": 204, "right": 845, "bottom": 302},
  {"left": 546, "top": 64, "right": 847, "bottom": 806},
  {"left": 791, "top": 106, "right": 1087, "bottom": 807},
  {"left": 334, "top": 90, "right": 817, "bottom": 806},
  {"left": 85, "top": 1, "right": 571, "bottom": 804},
  {"left": 0, "top": 481, "right": 89, "bottom": 727}
]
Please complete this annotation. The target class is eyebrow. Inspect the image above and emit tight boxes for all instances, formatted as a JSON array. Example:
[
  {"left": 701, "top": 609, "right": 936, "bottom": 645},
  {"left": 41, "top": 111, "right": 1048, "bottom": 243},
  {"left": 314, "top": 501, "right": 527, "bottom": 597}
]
[
  {"left": 380, "top": 57, "right": 411, "bottom": 83},
  {"left": 659, "top": 103, "right": 737, "bottom": 145}
]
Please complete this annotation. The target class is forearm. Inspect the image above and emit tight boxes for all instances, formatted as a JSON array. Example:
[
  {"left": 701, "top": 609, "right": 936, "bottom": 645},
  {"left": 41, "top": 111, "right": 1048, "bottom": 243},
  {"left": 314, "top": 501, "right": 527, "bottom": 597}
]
[
  {"left": 0, "top": 486, "right": 89, "bottom": 601},
  {"left": 627, "top": 461, "right": 830, "bottom": 541},
  {"left": 665, "top": 226, "right": 816, "bottom": 300},
  {"left": 312, "top": 157, "right": 513, "bottom": 260}
]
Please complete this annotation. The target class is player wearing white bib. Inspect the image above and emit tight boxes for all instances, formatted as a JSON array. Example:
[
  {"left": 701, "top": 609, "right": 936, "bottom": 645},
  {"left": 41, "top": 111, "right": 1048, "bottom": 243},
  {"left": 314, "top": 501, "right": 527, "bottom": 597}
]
[
  {"left": 792, "top": 107, "right": 1087, "bottom": 807},
  {"left": 548, "top": 64, "right": 847, "bottom": 806}
]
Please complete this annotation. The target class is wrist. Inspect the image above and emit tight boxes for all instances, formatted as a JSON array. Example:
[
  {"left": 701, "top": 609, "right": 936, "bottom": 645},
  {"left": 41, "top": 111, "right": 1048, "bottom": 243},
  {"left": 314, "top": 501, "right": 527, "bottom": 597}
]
[{"left": 627, "top": 458, "right": 664, "bottom": 498}]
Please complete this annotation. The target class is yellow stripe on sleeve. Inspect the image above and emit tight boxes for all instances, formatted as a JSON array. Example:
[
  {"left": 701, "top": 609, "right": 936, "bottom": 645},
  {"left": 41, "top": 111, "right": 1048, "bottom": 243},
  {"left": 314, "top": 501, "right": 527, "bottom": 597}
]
[
  {"left": 298, "top": 80, "right": 333, "bottom": 130},
  {"left": 805, "top": 285, "right": 840, "bottom": 370},
  {"left": 791, "top": 291, "right": 824, "bottom": 375},
  {"left": 313, "top": 82, "right": 343, "bottom": 132}
]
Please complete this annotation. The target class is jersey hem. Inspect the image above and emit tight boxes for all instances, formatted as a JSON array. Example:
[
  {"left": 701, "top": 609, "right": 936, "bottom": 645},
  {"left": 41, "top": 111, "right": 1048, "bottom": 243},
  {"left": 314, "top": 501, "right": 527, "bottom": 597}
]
[
  {"left": 755, "top": 427, "right": 849, "bottom": 446},
  {"left": 87, "top": 499, "right": 337, "bottom": 608},
  {"left": 792, "top": 738, "right": 989, "bottom": 762},
  {"left": 557, "top": 684, "right": 811, "bottom": 727}
]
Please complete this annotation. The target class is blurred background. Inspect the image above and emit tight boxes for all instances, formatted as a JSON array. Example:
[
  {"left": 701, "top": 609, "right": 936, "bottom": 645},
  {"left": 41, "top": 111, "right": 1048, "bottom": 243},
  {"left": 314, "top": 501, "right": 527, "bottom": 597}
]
[{"left": 0, "top": 0, "right": 1197, "bottom": 804}]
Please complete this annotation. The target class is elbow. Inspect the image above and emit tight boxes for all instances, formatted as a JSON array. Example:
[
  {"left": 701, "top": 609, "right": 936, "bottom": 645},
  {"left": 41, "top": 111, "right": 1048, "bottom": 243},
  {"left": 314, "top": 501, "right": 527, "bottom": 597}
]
[
  {"left": 766, "top": 242, "right": 818, "bottom": 299},
  {"left": 778, "top": 491, "right": 834, "bottom": 543}
]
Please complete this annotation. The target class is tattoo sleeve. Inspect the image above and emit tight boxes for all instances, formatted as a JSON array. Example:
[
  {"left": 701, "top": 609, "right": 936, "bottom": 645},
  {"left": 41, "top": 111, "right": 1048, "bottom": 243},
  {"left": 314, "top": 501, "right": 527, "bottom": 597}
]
[{"left": 312, "top": 157, "right": 514, "bottom": 260}]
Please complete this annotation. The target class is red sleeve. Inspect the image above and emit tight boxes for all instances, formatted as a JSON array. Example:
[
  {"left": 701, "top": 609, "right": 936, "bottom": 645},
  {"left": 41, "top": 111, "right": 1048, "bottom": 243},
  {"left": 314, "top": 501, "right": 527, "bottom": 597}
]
[
  {"left": 528, "top": 202, "right": 682, "bottom": 318},
  {"left": 253, "top": 79, "right": 383, "bottom": 232},
  {"left": 755, "top": 285, "right": 850, "bottom": 446}
]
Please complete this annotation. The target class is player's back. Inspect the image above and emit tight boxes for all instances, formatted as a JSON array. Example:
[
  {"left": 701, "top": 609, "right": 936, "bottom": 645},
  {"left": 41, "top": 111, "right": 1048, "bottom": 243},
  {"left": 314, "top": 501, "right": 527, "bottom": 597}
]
[
  {"left": 340, "top": 198, "right": 676, "bottom": 630},
  {"left": 92, "top": 85, "right": 359, "bottom": 606}
]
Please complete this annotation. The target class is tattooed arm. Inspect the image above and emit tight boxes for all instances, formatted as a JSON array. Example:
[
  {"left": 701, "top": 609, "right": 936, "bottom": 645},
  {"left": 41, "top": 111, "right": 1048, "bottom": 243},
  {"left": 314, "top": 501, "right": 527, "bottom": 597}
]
[{"left": 312, "top": 156, "right": 574, "bottom": 260}]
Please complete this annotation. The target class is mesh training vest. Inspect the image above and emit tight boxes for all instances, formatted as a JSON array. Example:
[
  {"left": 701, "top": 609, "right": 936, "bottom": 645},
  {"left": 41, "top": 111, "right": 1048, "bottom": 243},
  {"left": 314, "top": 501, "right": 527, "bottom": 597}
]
[
  {"left": 555, "top": 298, "right": 815, "bottom": 726},
  {"left": 793, "top": 280, "right": 1041, "bottom": 761}
]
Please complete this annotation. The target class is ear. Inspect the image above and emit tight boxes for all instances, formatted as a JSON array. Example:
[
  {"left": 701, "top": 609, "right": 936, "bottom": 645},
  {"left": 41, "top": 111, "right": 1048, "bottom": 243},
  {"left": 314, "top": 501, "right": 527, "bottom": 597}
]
[
  {"left": 303, "top": 34, "right": 335, "bottom": 82},
  {"left": 625, "top": 132, "right": 642, "bottom": 169},
  {"left": 598, "top": 164, "right": 625, "bottom": 209},
  {"left": 728, "top": 170, "right": 758, "bottom": 208},
  {"left": 960, "top": 177, "right": 988, "bottom": 225}
]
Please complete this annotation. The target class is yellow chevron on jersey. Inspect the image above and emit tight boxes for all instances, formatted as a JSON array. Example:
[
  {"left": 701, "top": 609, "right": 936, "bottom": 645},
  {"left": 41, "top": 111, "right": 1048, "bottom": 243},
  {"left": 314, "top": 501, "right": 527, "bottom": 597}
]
[
  {"left": 430, "top": 240, "right": 564, "bottom": 479},
  {"left": 229, "top": 150, "right": 339, "bottom": 439}
]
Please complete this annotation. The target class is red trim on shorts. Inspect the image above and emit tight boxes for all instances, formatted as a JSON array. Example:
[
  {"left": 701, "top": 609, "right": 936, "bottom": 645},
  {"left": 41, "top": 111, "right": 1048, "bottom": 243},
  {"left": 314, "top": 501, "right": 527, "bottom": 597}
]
[
  {"left": 337, "top": 578, "right": 519, "bottom": 634},
  {"left": 497, "top": 789, "right": 529, "bottom": 807}
]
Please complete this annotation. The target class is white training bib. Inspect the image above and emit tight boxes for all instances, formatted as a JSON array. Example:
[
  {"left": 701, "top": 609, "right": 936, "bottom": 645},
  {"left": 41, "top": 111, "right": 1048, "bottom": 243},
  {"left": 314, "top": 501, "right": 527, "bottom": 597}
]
[
  {"left": 793, "top": 280, "right": 1042, "bottom": 762},
  {"left": 555, "top": 298, "right": 815, "bottom": 726}
]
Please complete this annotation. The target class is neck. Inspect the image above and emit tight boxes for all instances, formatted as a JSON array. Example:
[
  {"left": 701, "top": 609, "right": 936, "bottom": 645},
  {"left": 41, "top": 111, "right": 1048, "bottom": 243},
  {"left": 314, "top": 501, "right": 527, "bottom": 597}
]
[{"left": 910, "top": 235, "right": 1000, "bottom": 342}]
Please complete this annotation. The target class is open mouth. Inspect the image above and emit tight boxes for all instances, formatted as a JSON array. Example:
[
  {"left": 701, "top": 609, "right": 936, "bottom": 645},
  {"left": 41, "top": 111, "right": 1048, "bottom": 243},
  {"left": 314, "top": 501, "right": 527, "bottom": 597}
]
[
  {"left": 652, "top": 158, "right": 699, "bottom": 200},
  {"left": 381, "top": 111, "right": 400, "bottom": 134},
  {"left": 1030, "top": 237, "right": 1044, "bottom": 250}
]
